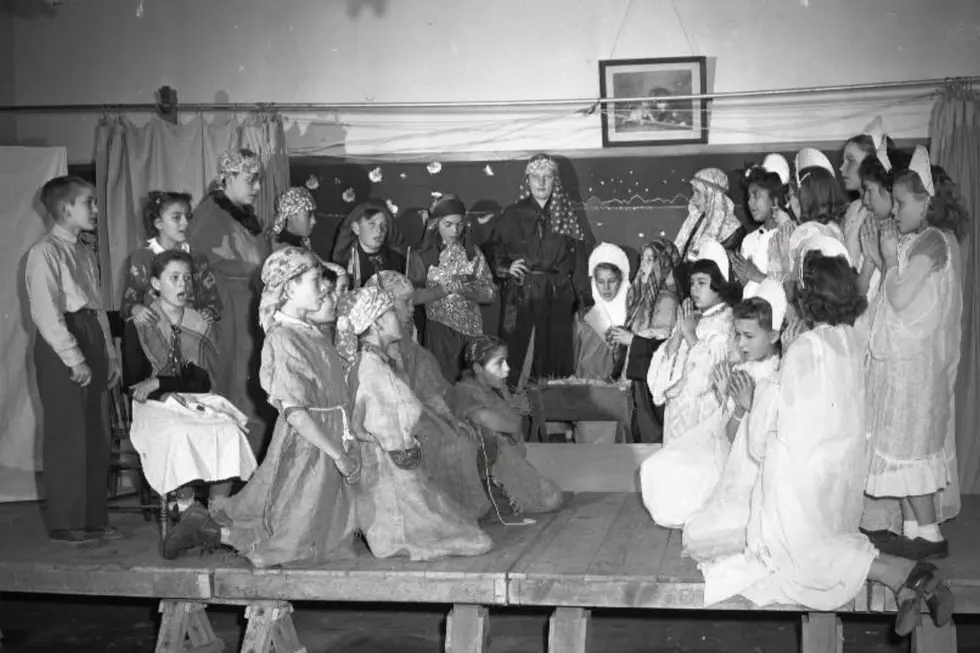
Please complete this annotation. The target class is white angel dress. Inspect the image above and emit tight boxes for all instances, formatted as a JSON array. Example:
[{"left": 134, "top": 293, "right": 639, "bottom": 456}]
[
  {"left": 697, "top": 326, "right": 877, "bottom": 610},
  {"left": 640, "top": 303, "right": 734, "bottom": 528},
  {"left": 683, "top": 355, "right": 780, "bottom": 562}
]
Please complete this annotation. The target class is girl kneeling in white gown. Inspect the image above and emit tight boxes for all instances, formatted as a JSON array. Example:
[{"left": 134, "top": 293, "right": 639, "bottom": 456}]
[
  {"left": 640, "top": 241, "right": 740, "bottom": 528},
  {"left": 683, "top": 280, "right": 785, "bottom": 561},
  {"left": 697, "top": 238, "right": 953, "bottom": 637}
]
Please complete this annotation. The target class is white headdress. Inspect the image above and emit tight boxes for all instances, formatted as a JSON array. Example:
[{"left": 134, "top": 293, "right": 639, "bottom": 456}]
[
  {"left": 794, "top": 148, "right": 835, "bottom": 186},
  {"left": 762, "top": 153, "right": 791, "bottom": 186},
  {"left": 908, "top": 145, "right": 935, "bottom": 196},
  {"left": 862, "top": 116, "right": 892, "bottom": 172},
  {"left": 588, "top": 242, "right": 631, "bottom": 326},
  {"left": 696, "top": 240, "right": 730, "bottom": 282},
  {"left": 744, "top": 278, "right": 787, "bottom": 328}
]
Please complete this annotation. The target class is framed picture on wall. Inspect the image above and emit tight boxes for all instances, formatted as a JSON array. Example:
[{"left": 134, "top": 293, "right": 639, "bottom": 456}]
[{"left": 598, "top": 56, "right": 708, "bottom": 147}]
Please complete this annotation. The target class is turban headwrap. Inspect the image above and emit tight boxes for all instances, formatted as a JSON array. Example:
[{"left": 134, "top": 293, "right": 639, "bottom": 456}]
[
  {"left": 273, "top": 187, "right": 316, "bottom": 235},
  {"left": 258, "top": 246, "right": 320, "bottom": 332},
  {"left": 216, "top": 148, "right": 260, "bottom": 186},
  {"left": 335, "top": 286, "right": 395, "bottom": 366}
]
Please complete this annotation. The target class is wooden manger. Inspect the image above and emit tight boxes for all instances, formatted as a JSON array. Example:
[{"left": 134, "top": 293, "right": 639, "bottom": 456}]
[{"left": 0, "top": 444, "right": 976, "bottom": 653}]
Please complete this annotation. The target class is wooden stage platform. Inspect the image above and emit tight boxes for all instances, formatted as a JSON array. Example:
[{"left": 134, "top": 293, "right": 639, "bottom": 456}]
[{"left": 1, "top": 492, "right": 978, "bottom": 653}]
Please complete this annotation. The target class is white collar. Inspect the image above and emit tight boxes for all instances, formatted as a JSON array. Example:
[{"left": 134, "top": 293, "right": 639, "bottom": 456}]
[{"left": 147, "top": 238, "right": 191, "bottom": 255}]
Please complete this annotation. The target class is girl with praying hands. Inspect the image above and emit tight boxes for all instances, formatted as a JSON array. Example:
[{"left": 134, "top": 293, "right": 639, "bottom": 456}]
[
  {"left": 121, "top": 191, "right": 221, "bottom": 327},
  {"left": 864, "top": 149, "right": 968, "bottom": 561},
  {"left": 337, "top": 287, "right": 493, "bottom": 561},
  {"left": 161, "top": 247, "right": 359, "bottom": 567},
  {"left": 639, "top": 241, "right": 741, "bottom": 527},
  {"left": 729, "top": 161, "right": 794, "bottom": 295}
]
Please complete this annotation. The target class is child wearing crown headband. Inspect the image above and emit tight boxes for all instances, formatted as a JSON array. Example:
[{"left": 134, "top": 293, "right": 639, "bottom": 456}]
[
  {"left": 121, "top": 191, "right": 222, "bottom": 328},
  {"left": 639, "top": 241, "right": 740, "bottom": 528},
  {"left": 864, "top": 147, "right": 969, "bottom": 561},
  {"left": 684, "top": 280, "right": 784, "bottom": 563}
]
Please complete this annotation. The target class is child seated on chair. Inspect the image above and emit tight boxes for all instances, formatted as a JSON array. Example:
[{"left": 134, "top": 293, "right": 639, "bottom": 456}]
[{"left": 123, "top": 250, "right": 237, "bottom": 510}]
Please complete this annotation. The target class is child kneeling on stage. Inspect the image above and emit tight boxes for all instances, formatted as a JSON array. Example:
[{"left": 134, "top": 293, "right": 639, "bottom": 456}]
[{"left": 162, "top": 247, "right": 359, "bottom": 567}]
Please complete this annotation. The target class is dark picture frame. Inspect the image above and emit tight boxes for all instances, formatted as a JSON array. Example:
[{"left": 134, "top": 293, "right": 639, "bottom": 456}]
[{"left": 598, "top": 56, "right": 709, "bottom": 147}]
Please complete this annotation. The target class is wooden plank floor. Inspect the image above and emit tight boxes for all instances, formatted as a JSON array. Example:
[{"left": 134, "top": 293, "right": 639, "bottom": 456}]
[{"left": 2, "top": 494, "right": 980, "bottom": 614}]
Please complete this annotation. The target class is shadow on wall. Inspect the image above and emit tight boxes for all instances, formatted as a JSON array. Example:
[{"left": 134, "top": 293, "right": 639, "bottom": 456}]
[{"left": 346, "top": 0, "right": 387, "bottom": 18}]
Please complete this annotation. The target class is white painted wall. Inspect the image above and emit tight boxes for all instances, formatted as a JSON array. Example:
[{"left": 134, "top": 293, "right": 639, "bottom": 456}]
[{"left": 11, "top": 0, "right": 980, "bottom": 161}]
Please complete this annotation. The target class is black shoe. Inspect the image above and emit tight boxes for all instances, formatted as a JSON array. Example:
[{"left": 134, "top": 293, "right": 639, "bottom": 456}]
[
  {"left": 860, "top": 528, "right": 899, "bottom": 547},
  {"left": 895, "top": 561, "right": 945, "bottom": 636},
  {"left": 162, "top": 504, "right": 219, "bottom": 560},
  {"left": 874, "top": 533, "right": 917, "bottom": 557},
  {"left": 48, "top": 529, "right": 95, "bottom": 544},
  {"left": 902, "top": 537, "right": 949, "bottom": 561}
]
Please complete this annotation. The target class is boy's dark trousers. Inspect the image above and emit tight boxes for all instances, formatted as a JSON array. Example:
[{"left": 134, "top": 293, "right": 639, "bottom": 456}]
[{"left": 34, "top": 309, "right": 110, "bottom": 533}]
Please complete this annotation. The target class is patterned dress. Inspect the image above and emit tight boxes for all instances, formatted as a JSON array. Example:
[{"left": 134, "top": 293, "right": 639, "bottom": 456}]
[
  {"left": 209, "top": 314, "right": 357, "bottom": 568},
  {"left": 351, "top": 349, "right": 493, "bottom": 561},
  {"left": 865, "top": 227, "right": 961, "bottom": 519},
  {"left": 120, "top": 240, "right": 221, "bottom": 321}
]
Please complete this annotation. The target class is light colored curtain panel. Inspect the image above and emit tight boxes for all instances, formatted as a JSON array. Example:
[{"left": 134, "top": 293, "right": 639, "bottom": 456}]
[
  {"left": 94, "top": 115, "right": 239, "bottom": 309},
  {"left": 930, "top": 88, "right": 980, "bottom": 493},
  {"left": 0, "top": 146, "right": 67, "bottom": 502},
  {"left": 234, "top": 112, "right": 291, "bottom": 230}
]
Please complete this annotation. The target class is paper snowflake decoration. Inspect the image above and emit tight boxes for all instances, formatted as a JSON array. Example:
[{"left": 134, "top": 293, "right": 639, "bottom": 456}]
[
  {"left": 431, "top": 191, "right": 444, "bottom": 199},
  {"left": 342, "top": 188, "right": 356, "bottom": 203},
  {"left": 386, "top": 199, "right": 399, "bottom": 215},
  {"left": 368, "top": 167, "right": 383, "bottom": 183},
  {"left": 400, "top": 172, "right": 408, "bottom": 180},
  {"left": 483, "top": 164, "right": 495, "bottom": 176},
  {"left": 305, "top": 175, "right": 320, "bottom": 190},
  {"left": 427, "top": 161, "right": 442, "bottom": 175}
]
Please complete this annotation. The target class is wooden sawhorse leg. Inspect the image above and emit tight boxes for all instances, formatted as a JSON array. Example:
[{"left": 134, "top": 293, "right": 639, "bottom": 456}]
[
  {"left": 445, "top": 604, "right": 490, "bottom": 653},
  {"left": 241, "top": 601, "right": 306, "bottom": 653},
  {"left": 801, "top": 613, "right": 842, "bottom": 653},
  {"left": 155, "top": 600, "right": 224, "bottom": 653},
  {"left": 547, "top": 607, "right": 590, "bottom": 653},
  {"left": 913, "top": 619, "right": 956, "bottom": 653}
]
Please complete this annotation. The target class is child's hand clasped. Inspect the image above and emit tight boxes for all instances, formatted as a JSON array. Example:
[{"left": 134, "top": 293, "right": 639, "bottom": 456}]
[
  {"left": 678, "top": 299, "right": 698, "bottom": 340},
  {"left": 731, "top": 370, "right": 755, "bottom": 412},
  {"left": 879, "top": 219, "right": 900, "bottom": 265}
]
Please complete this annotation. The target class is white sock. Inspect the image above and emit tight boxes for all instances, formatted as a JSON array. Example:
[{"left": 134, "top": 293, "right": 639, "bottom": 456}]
[
  {"left": 176, "top": 496, "right": 195, "bottom": 512},
  {"left": 917, "top": 523, "right": 944, "bottom": 543},
  {"left": 903, "top": 520, "right": 919, "bottom": 539}
]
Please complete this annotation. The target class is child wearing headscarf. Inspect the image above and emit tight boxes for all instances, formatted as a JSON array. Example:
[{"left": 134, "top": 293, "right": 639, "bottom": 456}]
[
  {"left": 609, "top": 239, "right": 681, "bottom": 443},
  {"left": 675, "top": 168, "right": 741, "bottom": 260},
  {"left": 574, "top": 242, "right": 631, "bottom": 381},
  {"left": 338, "top": 286, "right": 493, "bottom": 560},
  {"left": 187, "top": 148, "right": 272, "bottom": 452},
  {"left": 161, "top": 247, "right": 358, "bottom": 567},
  {"left": 487, "top": 153, "right": 594, "bottom": 385}
]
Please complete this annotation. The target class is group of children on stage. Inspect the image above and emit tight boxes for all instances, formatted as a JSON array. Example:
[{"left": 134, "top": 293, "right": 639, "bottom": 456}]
[{"left": 24, "top": 114, "right": 969, "bottom": 636}]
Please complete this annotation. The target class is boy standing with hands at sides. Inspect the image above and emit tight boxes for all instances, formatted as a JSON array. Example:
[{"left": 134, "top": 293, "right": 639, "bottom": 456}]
[{"left": 26, "top": 176, "right": 121, "bottom": 544}]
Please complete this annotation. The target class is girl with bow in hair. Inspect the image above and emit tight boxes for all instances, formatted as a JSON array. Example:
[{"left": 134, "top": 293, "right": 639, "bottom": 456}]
[
  {"left": 337, "top": 286, "right": 493, "bottom": 560},
  {"left": 864, "top": 148, "right": 969, "bottom": 561},
  {"left": 121, "top": 191, "right": 222, "bottom": 328},
  {"left": 162, "top": 247, "right": 359, "bottom": 567}
]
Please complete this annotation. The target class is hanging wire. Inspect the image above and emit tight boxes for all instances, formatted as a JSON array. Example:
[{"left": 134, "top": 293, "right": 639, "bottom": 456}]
[{"left": 2, "top": 76, "right": 978, "bottom": 113}]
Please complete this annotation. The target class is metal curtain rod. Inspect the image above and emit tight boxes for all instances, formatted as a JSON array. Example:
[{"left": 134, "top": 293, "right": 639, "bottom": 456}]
[{"left": 0, "top": 76, "right": 975, "bottom": 114}]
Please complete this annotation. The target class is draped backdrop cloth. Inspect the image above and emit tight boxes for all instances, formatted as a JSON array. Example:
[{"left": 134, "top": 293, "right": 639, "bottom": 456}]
[
  {"left": 95, "top": 113, "right": 290, "bottom": 309},
  {"left": 930, "top": 86, "right": 980, "bottom": 494},
  {"left": 0, "top": 146, "right": 67, "bottom": 502}
]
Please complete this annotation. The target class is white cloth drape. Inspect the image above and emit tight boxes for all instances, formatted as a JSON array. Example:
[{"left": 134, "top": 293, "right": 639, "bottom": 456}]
[
  {"left": 0, "top": 146, "right": 67, "bottom": 502},
  {"left": 95, "top": 113, "right": 290, "bottom": 309}
]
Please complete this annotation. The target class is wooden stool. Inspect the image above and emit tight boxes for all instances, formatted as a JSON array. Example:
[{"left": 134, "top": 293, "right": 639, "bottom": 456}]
[{"left": 241, "top": 601, "right": 306, "bottom": 653}]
